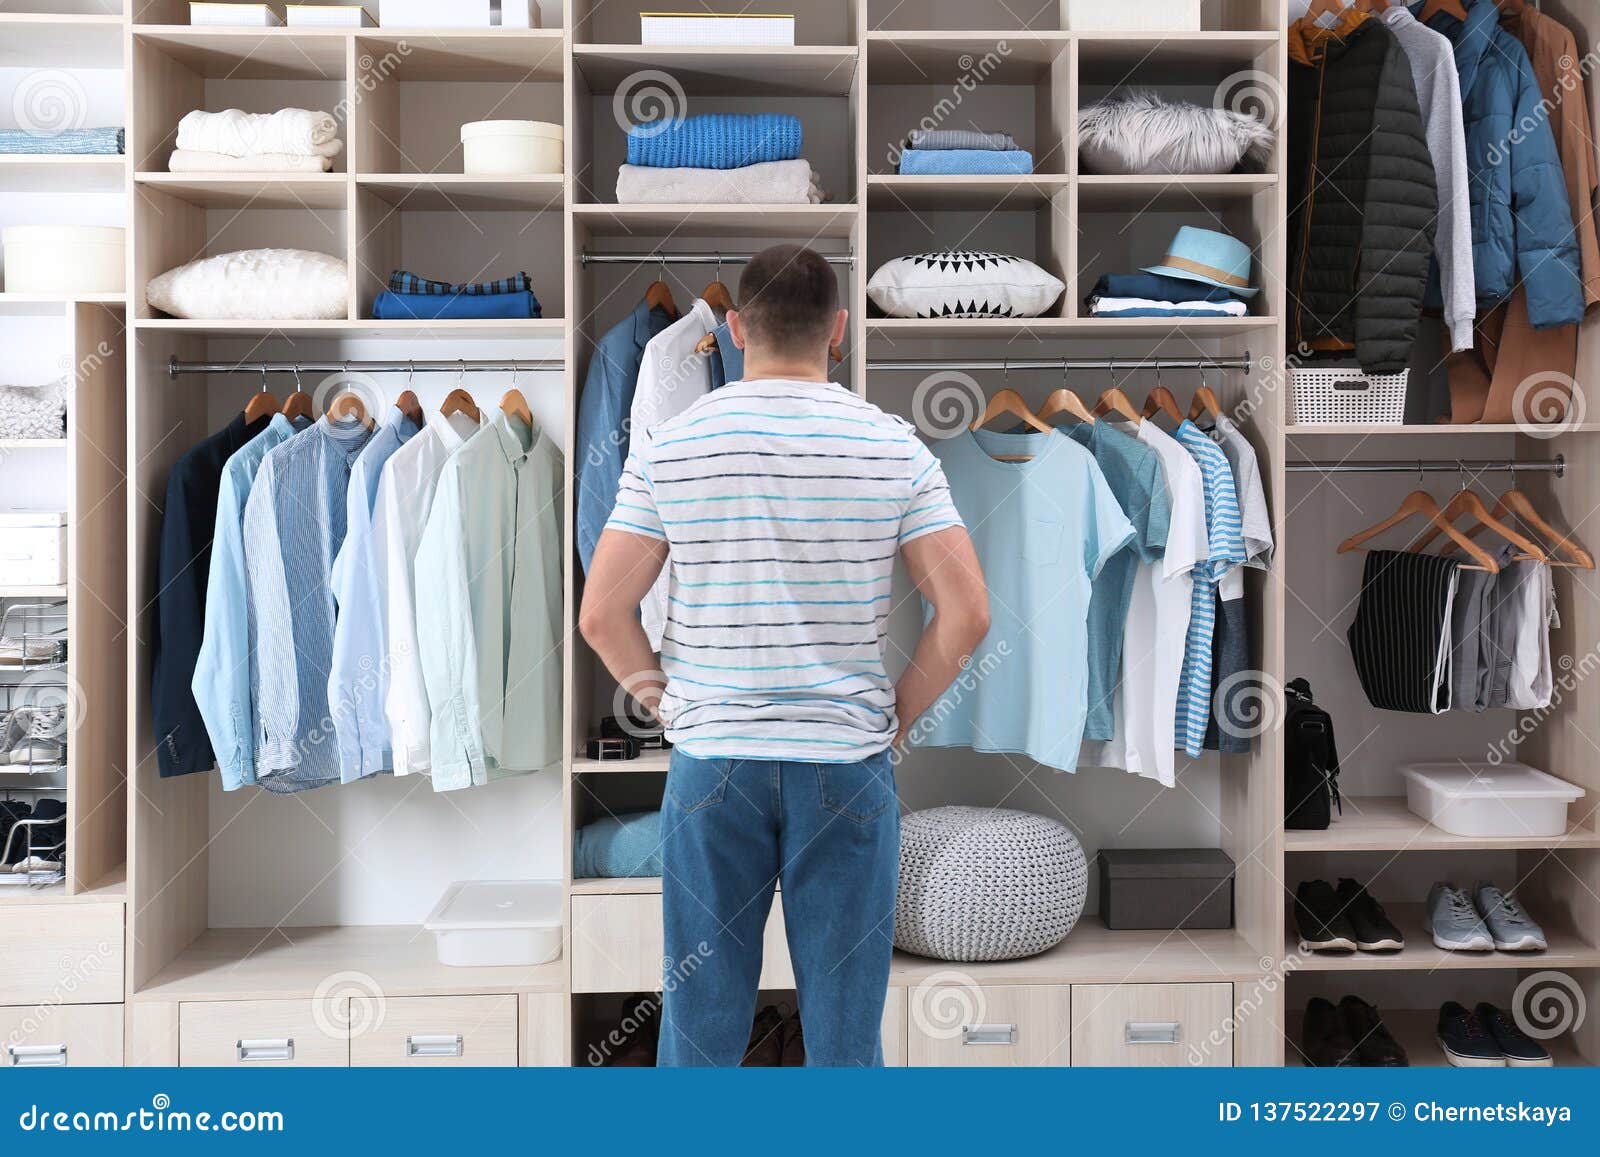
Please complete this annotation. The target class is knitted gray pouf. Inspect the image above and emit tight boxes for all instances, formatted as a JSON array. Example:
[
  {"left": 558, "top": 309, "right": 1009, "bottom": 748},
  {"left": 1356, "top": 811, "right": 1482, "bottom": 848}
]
[{"left": 895, "top": 806, "right": 1088, "bottom": 962}]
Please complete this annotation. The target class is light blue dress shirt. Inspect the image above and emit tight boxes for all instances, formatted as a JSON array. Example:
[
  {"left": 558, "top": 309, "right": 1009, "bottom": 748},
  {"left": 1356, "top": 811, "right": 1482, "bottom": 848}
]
[
  {"left": 575, "top": 298, "right": 673, "bottom": 573},
  {"left": 327, "top": 405, "right": 419, "bottom": 782},
  {"left": 244, "top": 416, "right": 374, "bottom": 793},
  {"left": 192, "top": 413, "right": 309, "bottom": 791}
]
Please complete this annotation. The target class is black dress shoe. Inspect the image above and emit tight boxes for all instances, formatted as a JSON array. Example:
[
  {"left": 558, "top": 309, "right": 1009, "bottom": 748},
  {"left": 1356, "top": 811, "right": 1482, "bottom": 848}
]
[
  {"left": 780, "top": 1009, "right": 805, "bottom": 1067},
  {"left": 742, "top": 1005, "right": 786, "bottom": 1067},
  {"left": 1336, "top": 878, "right": 1405, "bottom": 952},
  {"left": 1301, "top": 997, "right": 1358, "bottom": 1066},
  {"left": 1296, "top": 880, "right": 1357, "bottom": 953},
  {"left": 1339, "top": 995, "right": 1409, "bottom": 1066}
]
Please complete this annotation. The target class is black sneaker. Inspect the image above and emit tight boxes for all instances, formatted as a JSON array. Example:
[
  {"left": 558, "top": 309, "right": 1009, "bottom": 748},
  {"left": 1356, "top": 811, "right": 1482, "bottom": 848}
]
[
  {"left": 1301, "top": 997, "right": 1358, "bottom": 1066},
  {"left": 1475, "top": 1003, "right": 1553, "bottom": 1068},
  {"left": 1336, "top": 878, "right": 1405, "bottom": 952},
  {"left": 1339, "top": 995, "right": 1409, "bottom": 1066},
  {"left": 1296, "top": 880, "right": 1357, "bottom": 952},
  {"left": 1437, "top": 1001, "right": 1505, "bottom": 1067}
]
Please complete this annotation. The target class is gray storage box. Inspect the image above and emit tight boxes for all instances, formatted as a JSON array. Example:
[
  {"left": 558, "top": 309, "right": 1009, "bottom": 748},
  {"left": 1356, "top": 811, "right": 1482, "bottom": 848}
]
[{"left": 1098, "top": 848, "right": 1234, "bottom": 930}]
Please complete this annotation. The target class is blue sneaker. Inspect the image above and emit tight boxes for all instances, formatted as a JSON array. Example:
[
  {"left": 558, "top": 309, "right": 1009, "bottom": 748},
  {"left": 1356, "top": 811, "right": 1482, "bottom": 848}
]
[{"left": 1426, "top": 882, "right": 1494, "bottom": 952}]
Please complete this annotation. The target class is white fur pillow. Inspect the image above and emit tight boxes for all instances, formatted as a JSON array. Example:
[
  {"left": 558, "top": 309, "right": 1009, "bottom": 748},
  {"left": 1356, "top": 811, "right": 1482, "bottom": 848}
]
[
  {"left": 868, "top": 251, "right": 1064, "bottom": 319},
  {"left": 146, "top": 248, "right": 348, "bottom": 320},
  {"left": 1078, "top": 90, "right": 1275, "bottom": 175}
]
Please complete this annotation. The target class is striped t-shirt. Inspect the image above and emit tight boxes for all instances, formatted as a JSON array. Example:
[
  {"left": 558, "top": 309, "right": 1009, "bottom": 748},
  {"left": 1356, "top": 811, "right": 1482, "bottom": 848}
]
[
  {"left": 1172, "top": 420, "right": 1247, "bottom": 757},
  {"left": 604, "top": 378, "right": 964, "bottom": 761}
]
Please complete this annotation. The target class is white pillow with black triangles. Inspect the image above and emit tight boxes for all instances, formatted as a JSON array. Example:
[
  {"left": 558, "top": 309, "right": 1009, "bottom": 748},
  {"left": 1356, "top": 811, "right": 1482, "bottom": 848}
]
[{"left": 867, "top": 251, "right": 1065, "bottom": 318}]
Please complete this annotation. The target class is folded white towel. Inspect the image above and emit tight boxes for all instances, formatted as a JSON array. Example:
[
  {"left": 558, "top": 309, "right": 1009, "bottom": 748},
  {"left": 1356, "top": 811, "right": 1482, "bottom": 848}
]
[
  {"left": 175, "top": 108, "right": 341, "bottom": 159},
  {"left": 1088, "top": 295, "right": 1248, "bottom": 316},
  {"left": 168, "top": 148, "right": 333, "bottom": 172},
  {"left": 616, "top": 159, "right": 822, "bottom": 204}
]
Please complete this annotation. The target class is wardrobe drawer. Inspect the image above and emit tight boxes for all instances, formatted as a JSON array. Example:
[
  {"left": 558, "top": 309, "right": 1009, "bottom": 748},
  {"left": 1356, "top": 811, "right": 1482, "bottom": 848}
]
[
  {"left": 350, "top": 995, "right": 518, "bottom": 1067},
  {"left": 0, "top": 1003, "right": 123, "bottom": 1067},
  {"left": 1070, "top": 982, "right": 1233, "bottom": 1066},
  {"left": 570, "top": 893, "right": 794, "bottom": 993},
  {"left": 179, "top": 1000, "right": 348, "bottom": 1067},
  {"left": 0, "top": 903, "right": 123, "bottom": 1005},
  {"left": 906, "top": 983, "right": 1070, "bottom": 1067}
]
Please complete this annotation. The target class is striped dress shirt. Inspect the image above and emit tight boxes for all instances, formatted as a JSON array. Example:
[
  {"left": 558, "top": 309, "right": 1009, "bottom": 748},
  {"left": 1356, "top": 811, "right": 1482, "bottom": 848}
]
[{"left": 605, "top": 378, "right": 964, "bottom": 761}]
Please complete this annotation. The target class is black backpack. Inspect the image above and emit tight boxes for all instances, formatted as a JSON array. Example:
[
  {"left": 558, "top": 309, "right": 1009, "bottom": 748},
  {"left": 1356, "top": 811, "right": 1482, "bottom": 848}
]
[{"left": 1285, "top": 678, "right": 1341, "bottom": 830}]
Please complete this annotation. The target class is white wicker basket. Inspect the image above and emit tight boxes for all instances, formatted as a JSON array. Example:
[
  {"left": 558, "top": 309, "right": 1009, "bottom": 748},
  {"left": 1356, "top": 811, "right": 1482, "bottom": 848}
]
[{"left": 1290, "top": 366, "right": 1408, "bottom": 426}]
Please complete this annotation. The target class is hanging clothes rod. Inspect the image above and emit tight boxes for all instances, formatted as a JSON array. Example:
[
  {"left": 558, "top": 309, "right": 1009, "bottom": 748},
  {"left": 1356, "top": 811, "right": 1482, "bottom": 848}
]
[
  {"left": 167, "top": 357, "right": 564, "bottom": 377},
  {"left": 581, "top": 250, "right": 855, "bottom": 268},
  {"left": 865, "top": 355, "right": 1253, "bottom": 373},
  {"left": 1289, "top": 456, "right": 1566, "bottom": 479}
]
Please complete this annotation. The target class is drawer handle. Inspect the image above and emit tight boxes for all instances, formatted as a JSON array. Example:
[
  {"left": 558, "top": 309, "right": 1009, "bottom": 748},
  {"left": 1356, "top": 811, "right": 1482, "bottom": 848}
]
[
  {"left": 236, "top": 1038, "right": 294, "bottom": 1062},
  {"left": 406, "top": 1034, "right": 464, "bottom": 1059},
  {"left": 8, "top": 1043, "right": 67, "bottom": 1067},
  {"left": 961, "top": 1024, "right": 1016, "bottom": 1046},
  {"left": 1125, "top": 1020, "right": 1181, "bottom": 1046}
]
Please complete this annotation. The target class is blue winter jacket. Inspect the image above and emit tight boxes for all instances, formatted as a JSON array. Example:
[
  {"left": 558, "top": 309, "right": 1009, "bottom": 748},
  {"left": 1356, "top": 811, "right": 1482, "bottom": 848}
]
[{"left": 1421, "top": 0, "right": 1582, "bottom": 328}]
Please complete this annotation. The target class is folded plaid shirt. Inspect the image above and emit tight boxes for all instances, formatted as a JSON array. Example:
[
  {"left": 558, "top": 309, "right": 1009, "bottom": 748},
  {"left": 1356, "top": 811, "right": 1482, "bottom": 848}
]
[{"left": 387, "top": 270, "right": 533, "bottom": 296}]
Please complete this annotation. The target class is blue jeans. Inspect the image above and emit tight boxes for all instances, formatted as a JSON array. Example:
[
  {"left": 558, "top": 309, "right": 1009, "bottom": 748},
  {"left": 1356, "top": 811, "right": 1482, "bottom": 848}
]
[{"left": 657, "top": 749, "right": 899, "bottom": 1067}]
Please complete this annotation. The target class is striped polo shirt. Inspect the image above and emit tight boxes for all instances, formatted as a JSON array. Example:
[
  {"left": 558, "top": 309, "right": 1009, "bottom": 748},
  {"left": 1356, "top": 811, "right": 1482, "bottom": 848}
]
[{"left": 604, "top": 378, "right": 964, "bottom": 761}]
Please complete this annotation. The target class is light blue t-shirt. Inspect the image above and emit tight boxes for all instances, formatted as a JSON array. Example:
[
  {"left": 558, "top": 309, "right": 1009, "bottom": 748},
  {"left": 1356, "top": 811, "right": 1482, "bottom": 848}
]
[
  {"left": 1064, "top": 421, "right": 1171, "bottom": 742},
  {"left": 914, "top": 428, "right": 1134, "bottom": 772}
]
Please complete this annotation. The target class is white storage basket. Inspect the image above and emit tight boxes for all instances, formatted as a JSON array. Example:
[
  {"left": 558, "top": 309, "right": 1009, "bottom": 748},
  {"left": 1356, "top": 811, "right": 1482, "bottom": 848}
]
[
  {"left": 1290, "top": 366, "right": 1408, "bottom": 426},
  {"left": 1399, "top": 762, "right": 1586, "bottom": 839}
]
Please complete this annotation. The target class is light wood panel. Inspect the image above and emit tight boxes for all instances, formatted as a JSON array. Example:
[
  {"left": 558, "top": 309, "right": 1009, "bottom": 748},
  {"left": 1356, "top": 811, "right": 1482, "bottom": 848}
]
[
  {"left": 179, "top": 999, "right": 348, "bottom": 1067},
  {"left": 1070, "top": 982, "right": 1233, "bottom": 1066},
  {"left": 905, "top": 983, "right": 1070, "bottom": 1067},
  {"left": 0, "top": 1003, "right": 124, "bottom": 1067},
  {"left": 0, "top": 902, "right": 124, "bottom": 1005},
  {"left": 570, "top": 893, "right": 795, "bottom": 993},
  {"left": 349, "top": 994, "right": 519, "bottom": 1067},
  {"left": 521, "top": 991, "right": 570, "bottom": 1066}
]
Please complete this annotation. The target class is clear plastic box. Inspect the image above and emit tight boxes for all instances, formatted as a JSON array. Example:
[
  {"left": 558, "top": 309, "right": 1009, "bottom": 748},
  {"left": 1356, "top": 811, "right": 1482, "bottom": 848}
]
[
  {"left": 1398, "top": 762, "right": 1586, "bottom": 838},
  {"left": 424, "top": 879, "right": 563, "bottom": 967}
]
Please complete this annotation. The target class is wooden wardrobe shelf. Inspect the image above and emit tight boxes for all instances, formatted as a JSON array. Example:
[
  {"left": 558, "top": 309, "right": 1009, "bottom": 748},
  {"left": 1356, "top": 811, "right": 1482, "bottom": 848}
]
[
  {"left": 866, "top": 316, "right": 1275, "bottom": 338},
  {"left": 573, "top": 45, "right": 859, "bottom": 96},
  {"left": 133, "top": 317, "right": 564, "bottom": 338},
  {"left": 1285, "top": 1010, "right": 1583, "bottom": 1067},
  {"left": 1288, "top": 423, "right": 1600, "bottom": 436},
  {"left": 1285, "top": 797, "right": 1600, "bottom": 852},
  {"left": 572, "top": 753, "right": 672, "bottom": 775},
  {"left": 0, "top": 155, "right": 126, "bottom": 193},
  {"left": 359, "top": 174, "right": 564, "bottom": 211},
  {"left": 1288, "top": 904, "right": 1600, "bottom": 972},
  {"left": 0, "top": 12, "right": 122, "bottom": 67},
  {"left": 867, "top": 174, "right": 1069, "bottom": 209},
  {"left": 574, "top": 203, "right": 857, "bottom": 240},
  {"left": 136, "top": 172, "right": 348, "bottom": 209},
  {"left": 1076, "top": 173, "right": 1278, "bottom": 209},
  {"left": 864, "top": 31, "right": 1068, "bottom": 83},
  {"left": 133, "top": 26, "right": 345, "bottom": 78}
]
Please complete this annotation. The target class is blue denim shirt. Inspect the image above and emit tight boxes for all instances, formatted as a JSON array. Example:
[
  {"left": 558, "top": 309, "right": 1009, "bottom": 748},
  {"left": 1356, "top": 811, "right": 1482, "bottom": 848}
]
[
  {"left": 575, "top": 298, "right": 673, "bottom": 573},
  {"left": 192, "top": 413, "right": 309, "bottom": 790},
  {"left": 708, "top": 320, "right": 743, "bottom": 388},
  {"left": 327, "top": 405, "right": 419, "bottom": 782},
  {"left": 244, "top": 417, "right": 374, "bottom": 793}
]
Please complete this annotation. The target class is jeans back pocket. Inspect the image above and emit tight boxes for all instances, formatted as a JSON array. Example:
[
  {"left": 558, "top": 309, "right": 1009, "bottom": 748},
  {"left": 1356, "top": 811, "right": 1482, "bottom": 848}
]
[
  {"left": 666, "top": 754, "right": 730, "bottom": 814},
  {"left": 816, "top": 751, "right": 896, "bottom": 825}
]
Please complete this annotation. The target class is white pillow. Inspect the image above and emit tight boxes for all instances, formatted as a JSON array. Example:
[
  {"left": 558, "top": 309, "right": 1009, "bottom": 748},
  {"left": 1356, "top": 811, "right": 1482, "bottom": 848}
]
[
  {"left": 146, "top": 248, "right": 348, "bottom": 320},
  {"left": 868, "top": 251, "right": 1064, "bottom": 319}
]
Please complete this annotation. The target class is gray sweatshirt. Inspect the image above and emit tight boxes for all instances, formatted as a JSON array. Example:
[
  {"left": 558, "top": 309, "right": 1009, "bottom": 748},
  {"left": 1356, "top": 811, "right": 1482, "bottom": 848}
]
[{"left": 1384, "top": 6, "right": 1475, "bottom": 351}]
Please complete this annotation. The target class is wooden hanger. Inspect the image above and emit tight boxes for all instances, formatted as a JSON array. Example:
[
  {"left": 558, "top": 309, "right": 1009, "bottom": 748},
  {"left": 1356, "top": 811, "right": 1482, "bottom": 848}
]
[
  {"left": 1093, "top": 388, "right": 1142, "bottom": 423},
  {"left": 1142, "top": 372, "right": 1184, "bottom": 423},
  {"left": 644, "top": 257, "right": 679, "bottom": 320},
  {"left": 1188, "top": 382, "right": 1223, "bottom": 423},
  {"left": 244, "top": 368, "right": 279, "bottom": 423},
  {"left": 281, "top": 366, "right": 314, "bottom": 422},
  {"left": 972, "top": 375, "right": 1052, "bottom": 462},
  {"left": 328, "top": 391, "right": 373, "bottom": 431},
  {"left": 500, "top": 363, "right": 534, "bottom": 429},
  {"left": 1420, "top": 0, "right": 1469, "bottom": 22},
  {"left": 1414, "top": 487, "right": 1548, "bottom": 561},
  {"left": 1037, "top": 364, "right": 1094, "bottom": 426},
  {"left": 1337, "top": 490, "right": 1500, "bottom": 573},
  {"left": 1453, "top": 485, "right": 1595, "bottom": 570},
  {"left": 393, "top": 388, "right": 424, "bottom": 427},
  {"left": 438, "top": 361, "right": 481, "bottom": 423}
]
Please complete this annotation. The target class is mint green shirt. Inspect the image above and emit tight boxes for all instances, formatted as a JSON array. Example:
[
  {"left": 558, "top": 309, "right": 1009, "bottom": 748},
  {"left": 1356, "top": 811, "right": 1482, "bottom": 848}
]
[{"left": 414, "top": 411, "right": 564, "bottom": 791}]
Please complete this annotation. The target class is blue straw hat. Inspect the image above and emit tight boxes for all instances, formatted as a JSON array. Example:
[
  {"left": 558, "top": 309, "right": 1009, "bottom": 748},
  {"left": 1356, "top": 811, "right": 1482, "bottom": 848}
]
[{"left": 1141, "top": 225, "right": 1258, "bottom": 297}]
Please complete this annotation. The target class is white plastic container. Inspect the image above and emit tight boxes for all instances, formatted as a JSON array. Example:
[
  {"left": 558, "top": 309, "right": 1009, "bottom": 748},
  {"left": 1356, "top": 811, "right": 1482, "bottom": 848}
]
[
  {"left": 1399, "top": 762, "right": 1587, "bottom": 838},
  {"left": 461, "top": 119, "right": 563, "bottom": 175},
  {"left": 2, "top": 226, "right": 125, "bottom": 296},
  {"left": 424, "top": 879, "right": 563, "bottom": 967},
  {"left": 1066, "top": 0, "right": 1201, "bottom": 32},
  {"left": 0, "top": 512, "right": 66, "bottom": 587}
]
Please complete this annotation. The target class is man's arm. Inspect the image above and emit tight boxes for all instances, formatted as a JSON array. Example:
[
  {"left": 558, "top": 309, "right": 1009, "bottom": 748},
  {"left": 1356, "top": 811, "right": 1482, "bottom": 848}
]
[
  {"left": 895, "top": 526, "right": 990, "bottom": 746},
  {"left": 578, "top": 528, "right": 671, "bottom": 721}
]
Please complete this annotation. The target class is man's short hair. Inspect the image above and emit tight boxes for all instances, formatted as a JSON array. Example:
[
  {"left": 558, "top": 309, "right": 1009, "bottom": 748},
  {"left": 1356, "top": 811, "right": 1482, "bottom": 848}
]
[{"left": 736, "top": 244, "right": 839, "bottom": 358}]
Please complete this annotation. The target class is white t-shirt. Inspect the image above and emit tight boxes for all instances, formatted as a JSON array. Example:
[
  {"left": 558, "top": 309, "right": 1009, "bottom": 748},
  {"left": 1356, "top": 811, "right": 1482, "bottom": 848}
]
[
  {"left": 629, "top": 297, "right": 719, "bottom": 648},
  {"left": 1082, "top": 420, "right": 1209, "bottom": 786}
]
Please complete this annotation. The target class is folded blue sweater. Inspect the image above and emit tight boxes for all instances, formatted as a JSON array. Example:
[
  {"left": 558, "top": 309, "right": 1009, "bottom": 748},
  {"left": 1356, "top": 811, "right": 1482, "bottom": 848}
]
[
  {"left": 371, "top": 289, "right": 541, "bottom": 320},
  {"left": 1086, "top": 272, "right": 1241, "bottom": 305},
  {"left": 897, "top": 148, "right": 1033, "bottom": 175},
  {"left": 574, "top": 811, "right": 663, "bottom": 878},
  {"left": 627, "top": 113, "right": 801, "bottom": 170},
  {"left": 0, "top": 127, "right": 123, "bottom": 155}
]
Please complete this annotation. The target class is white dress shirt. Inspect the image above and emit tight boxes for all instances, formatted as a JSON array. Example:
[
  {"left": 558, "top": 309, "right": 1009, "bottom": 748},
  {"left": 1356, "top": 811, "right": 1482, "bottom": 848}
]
[
  {"left": 629, "top": 296, "right": 718, "bottom": 648},
  {"left": 377, "top": 408, "right": 482, "bottom": 777}
]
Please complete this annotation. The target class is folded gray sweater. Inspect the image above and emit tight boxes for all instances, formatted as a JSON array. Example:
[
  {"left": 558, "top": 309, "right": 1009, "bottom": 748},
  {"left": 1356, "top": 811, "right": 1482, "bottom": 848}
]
[{"left": 904, "top": 128, "right": 1017, "bottom": 151}]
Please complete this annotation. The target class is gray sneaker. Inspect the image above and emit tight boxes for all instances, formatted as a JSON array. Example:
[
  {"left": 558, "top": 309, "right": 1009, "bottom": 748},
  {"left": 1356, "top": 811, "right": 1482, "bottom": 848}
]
[
  {"left": 1426, "top": 882, "right": 1494, "bottom": 951},
  {"left": 1473, "top": 883, "right": 1548, "bottom": 952}
]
